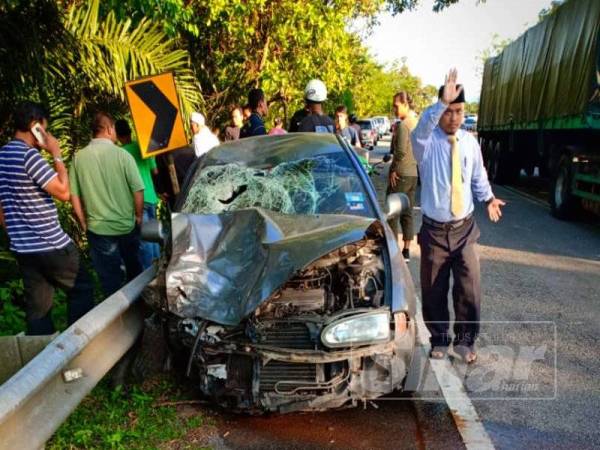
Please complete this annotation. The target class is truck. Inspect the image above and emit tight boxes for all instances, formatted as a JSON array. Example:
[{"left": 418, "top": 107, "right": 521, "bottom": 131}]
[{"left": 478, "top": 0, "right": 600, "bottom": 219}]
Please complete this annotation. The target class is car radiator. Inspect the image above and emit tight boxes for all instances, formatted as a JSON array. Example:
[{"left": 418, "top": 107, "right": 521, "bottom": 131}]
[
  {"left": 257, "top": 321, "right": 315, "bottom": 349},
  {"left": 259, "top": 360, "right": 318, "bottom": 394}
]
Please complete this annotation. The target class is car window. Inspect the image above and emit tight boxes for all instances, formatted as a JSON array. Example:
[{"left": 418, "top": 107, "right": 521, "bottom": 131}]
[
  {"left": 179, "top": 150, "right": 376, "bottom": 218},
  {"left": 357, "top": 121, "right": 372, "bottom": 130}
]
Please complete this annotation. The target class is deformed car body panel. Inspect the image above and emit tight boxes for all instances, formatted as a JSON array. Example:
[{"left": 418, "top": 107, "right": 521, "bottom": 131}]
[{"left": 166, "top": 208, "right": 390, "bottom": 325}]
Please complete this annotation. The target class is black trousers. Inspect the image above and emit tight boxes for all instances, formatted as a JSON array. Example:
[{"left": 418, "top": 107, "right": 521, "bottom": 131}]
[
  {"left": 387, "top": 175, "right": 418, "bottom": 241},
  {"left": 418, "top": 216, "right": 481, "bottom": 348},
  {"left": 15, "top": 242, "right": 95, "bottom": 335}
]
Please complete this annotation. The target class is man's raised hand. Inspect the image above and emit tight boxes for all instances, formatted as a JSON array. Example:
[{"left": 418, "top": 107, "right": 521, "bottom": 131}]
[{"left": 441, "top": 68, "right": 463, "bottom": 105}]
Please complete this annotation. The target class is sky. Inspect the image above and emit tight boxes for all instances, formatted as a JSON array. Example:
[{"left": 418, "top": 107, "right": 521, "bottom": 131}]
[{"left": 363, "top": 0, "right": 556, "bottom": 102}]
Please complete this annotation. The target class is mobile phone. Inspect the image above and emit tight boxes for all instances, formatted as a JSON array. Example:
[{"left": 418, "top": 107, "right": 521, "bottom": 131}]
[{"left": 31, "top": 122, "right": 45, "bottom": 146}]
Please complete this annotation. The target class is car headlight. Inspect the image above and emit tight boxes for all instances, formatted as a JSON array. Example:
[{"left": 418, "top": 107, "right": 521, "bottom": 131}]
[{"left": 321, "top": 311, "right": 391, "bottom": 348}]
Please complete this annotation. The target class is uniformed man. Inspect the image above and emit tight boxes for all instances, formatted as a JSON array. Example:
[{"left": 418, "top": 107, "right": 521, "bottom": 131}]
[
  {"left": 387, "top": 91, "right": 418, "bottom": 261},
  {"left": 411, "top": 69, "right": 505, "bottom": 363}
]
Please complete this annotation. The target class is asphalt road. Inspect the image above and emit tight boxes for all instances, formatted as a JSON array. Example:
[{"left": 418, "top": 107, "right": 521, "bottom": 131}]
[
  {"left": 195, "top": 138, "right": 600, "bottom": 450},
  {"left": 369, "top": 139, "right": 600, "bottom": 450}
]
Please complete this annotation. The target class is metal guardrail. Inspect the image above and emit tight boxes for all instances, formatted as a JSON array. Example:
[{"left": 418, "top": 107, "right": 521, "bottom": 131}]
[{"left": 0, "top": 265, "right": 157, "bottom": 450}]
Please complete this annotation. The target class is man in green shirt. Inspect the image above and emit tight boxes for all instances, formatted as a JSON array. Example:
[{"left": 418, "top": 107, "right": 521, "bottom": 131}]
[
  {"left": 115, "top": 119, "right": 160, "bottom": 269},
  {"left": 70, "top": 112, "right": 145, "bottom": 296}
]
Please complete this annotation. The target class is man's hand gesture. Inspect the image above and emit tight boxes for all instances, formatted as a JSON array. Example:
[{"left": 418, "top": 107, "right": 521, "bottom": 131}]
[
  {"left": 487, "top": 197, "right": 506, "bottom": 222},
  {"left": 441, "top": 68, "right": 463, "bottom": 105}
]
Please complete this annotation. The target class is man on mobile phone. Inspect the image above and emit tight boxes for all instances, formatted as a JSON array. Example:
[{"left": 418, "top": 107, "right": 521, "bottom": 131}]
[
  {"left": 69, "top": 112, "right": 145, "bottom": 297},
  {"left": 0, "top": 101, "right": 95, "bottom": 335}
]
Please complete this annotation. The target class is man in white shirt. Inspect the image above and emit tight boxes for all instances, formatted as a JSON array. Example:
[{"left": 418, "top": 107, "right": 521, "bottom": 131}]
[
  {"left": 411, "top": 69, "right": 505, "bottom": 364},
  {"left": 191, "top": 112, "right": 219, "bottom": 158}
]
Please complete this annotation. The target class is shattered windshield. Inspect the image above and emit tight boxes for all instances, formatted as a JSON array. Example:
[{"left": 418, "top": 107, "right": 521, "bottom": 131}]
[{"left": 180, "top": 152, "right": 375, "bottom": 217}]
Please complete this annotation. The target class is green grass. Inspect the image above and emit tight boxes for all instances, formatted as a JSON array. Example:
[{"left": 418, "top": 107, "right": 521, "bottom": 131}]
[{"left": 48, "top": 375, "right": 210, "bottom": 450}]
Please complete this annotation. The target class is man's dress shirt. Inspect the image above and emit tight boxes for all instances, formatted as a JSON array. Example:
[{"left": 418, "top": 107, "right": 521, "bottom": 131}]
[{"left": 411, "top": 101, "right": 493, "bottom": 223}]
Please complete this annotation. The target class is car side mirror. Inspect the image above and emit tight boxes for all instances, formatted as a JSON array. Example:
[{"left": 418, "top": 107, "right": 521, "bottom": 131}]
[
  {"left": 141, "top": 219, "right": 165, "bottom": 244},
  {"left": 382, "top": 153, "right": 391, "bottom": 163},
  {"left": 384, "top": 193, "right": 410, "bottom": 221}
]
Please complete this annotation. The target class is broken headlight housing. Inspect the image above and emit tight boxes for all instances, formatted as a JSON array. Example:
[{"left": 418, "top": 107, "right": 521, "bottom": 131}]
[{"left": 321, "top": 311, "right": 390, "bottom": 348}]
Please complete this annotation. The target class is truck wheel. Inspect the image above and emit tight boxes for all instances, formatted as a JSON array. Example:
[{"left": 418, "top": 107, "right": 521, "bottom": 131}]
[
  {"left": 488, "top": 142, "right": 501, "bottom": 183},
  {"left": 550, "top": 157, "right": 579, "bottom": 220},
  {"left": 495, "top": 145, "right": 519, "bottom": 185}
]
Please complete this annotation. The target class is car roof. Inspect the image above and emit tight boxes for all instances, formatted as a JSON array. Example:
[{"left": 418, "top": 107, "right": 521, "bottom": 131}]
[{"left": 201, "top": 133, "right": 343, "bottom": 167}]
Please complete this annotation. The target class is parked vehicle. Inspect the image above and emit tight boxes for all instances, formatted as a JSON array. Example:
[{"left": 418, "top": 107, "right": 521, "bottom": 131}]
[
  {"left": 143, "top": 134, "right": 417, "bottom": 414},
  {"left": 478, "top": 0, "right": 600, "bottom": 219},
  {"left": 372, "top": 116, "right": 391, "bottom": 136},
  {"left": 461, "top": 116, "right": 477, "bottom": 132},
  {"left": 357, "top": 119, "right": 378, "bottom": 148}
]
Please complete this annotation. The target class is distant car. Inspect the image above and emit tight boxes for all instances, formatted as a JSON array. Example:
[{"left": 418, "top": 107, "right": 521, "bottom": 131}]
[
  {"left": 372, "top": 116, "right": 391, "bottom": 136},
  {"left": 143, "top": 134, "right": 417, "bottom": 414},
  {"left": 357, "top": 119, "right": 378, "bottom": 148},
  {"left": 462, "top": 116, "right": 477, "bottom": 132}
]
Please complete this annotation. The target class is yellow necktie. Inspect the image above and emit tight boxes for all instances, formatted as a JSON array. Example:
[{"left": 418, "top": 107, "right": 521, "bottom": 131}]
[{"left": 449, "top": 135, "right": 463, "bottom": 217}]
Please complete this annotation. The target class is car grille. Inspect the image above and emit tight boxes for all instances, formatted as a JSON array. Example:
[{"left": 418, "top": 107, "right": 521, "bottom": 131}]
[
  {"left": 257, "top": 322, "right": 315, "bottom": 350},
  {"left": 259, "top": 361, "right": 317, "bottom": 393}
]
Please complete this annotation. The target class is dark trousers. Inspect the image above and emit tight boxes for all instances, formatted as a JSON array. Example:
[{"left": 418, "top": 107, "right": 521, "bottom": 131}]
[
  {"left": 87, "top": 228, "right": 142, "bottom": 297},
  {"left": 418, "top": 216, "right": 481, "bottom": 348},
  {"left": 15, "top": 242, "right": 95, "bottom": 335},
  {"left": 387, "top": 175, "right": 418, "bottom": 241}
]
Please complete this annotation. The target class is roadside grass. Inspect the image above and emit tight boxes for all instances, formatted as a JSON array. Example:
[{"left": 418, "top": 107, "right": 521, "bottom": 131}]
[{"left": 48, "top": 374, "right": 211, "bottom": 450}]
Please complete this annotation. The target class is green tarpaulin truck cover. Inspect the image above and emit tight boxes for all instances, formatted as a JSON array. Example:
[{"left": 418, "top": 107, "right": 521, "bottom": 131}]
[{"left": 479, "top": 0, "right": 600, "bottom": 130}]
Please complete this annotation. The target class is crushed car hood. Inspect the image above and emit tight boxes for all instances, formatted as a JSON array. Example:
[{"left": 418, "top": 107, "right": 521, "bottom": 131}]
[{"left": 166, "top": 208, "right": 378, "bottom": 326}]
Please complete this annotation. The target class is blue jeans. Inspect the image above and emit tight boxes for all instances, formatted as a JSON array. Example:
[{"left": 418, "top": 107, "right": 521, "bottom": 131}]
[
  {"left": 87, "top": 228, "right": 143, "bottom": 297},
  {"left": 140, "top": 203, "right": 160, "bottom": 269}
]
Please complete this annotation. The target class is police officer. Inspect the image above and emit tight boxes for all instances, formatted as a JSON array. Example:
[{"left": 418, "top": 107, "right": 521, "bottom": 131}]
[{"left": 411, "top": 69, "right": 505, "bottom": 363}]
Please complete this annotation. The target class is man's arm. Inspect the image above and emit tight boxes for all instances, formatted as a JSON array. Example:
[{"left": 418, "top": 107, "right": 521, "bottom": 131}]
[
  {"left": 412, "top": 68, "right": 463, "bottom": 163},
  {"left": 23, "top": 132, "right": 70, "bottom": 201},
  {"left": 470, "top": 137, "right": 506, "bottom": 222},
  {"left": 410, "top": 101, "right": 447, "bottom": 163},
  {"left": 134, "top": 191, "right": 144, "bottom": 226},
  {"left": 0, "top": 202, "right": 5, "bottom": 229},
  {"left": 70, "top": 194, "right": 87, "bottom": 231},
  {"left": 40, "top": 131, "right": 70, "bottom": 201}
]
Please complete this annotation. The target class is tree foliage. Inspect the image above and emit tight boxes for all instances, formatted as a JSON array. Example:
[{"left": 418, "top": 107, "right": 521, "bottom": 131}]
[{"left": 0, "top": 0, "right": 201, "bottom": 153}]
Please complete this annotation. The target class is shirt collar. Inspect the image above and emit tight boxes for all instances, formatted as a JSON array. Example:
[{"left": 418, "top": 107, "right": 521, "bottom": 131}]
[
  {"left": 91, "top": 137, "right": 114, "bottom": 145},
  {"left": 435, "top": 127, "right": 462, "bottom": 142}
]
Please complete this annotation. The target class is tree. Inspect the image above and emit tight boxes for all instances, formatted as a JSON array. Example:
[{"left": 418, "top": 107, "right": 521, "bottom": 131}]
[
  {"left": 0, "top": 0, "right": 201, "bottom": 154},
  {"left": 350, "top": 59, "right": 437, "bottom": 117}
]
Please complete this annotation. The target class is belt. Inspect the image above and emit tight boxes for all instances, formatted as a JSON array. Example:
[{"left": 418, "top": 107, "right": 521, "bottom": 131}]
[{"left": 422, "top": 214, "right": 473, "bottom": 231}]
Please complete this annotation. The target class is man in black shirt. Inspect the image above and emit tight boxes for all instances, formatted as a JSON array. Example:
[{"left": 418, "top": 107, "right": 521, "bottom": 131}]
[
  {"left": 297, "top": 79, "right": 335, "bottom": 133},
  {"left": 288, "top": 104, "right": 309, "bottom": 132},
  {"left": 240, "top": 89, "right": 268, "bottom": 138},
  {"left": 224, "top": 105, "right": 243, "bottom": 141}
]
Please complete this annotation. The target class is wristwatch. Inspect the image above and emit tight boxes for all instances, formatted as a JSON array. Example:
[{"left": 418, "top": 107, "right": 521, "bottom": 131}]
[
  {"left": 53, "top": 156, "right": 64, "bottom": 164},
  {"left": 485, "top": 196, "right": 495, "bottom": 205}
]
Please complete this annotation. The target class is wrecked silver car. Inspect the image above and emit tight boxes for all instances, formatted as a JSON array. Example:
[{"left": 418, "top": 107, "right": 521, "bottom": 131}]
[{"left": 143, "top": 133, "right": 417, "bottom": 413}]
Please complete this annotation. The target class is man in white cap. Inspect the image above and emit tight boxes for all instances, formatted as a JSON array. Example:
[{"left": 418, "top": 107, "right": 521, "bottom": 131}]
[
  {"left": 191, "top": 112, "right": 219, "bottom": 158},
  {"left": 297, "top": 79, "right": 335, "bottom": 133}
]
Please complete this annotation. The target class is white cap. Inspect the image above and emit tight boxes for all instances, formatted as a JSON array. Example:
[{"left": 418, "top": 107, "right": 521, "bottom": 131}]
[
  {"left": 191, "top": 112, "right": 205, "bottom": 126},
  {"left": 304, "top": 79, "right": 327, "bottom": 103}
]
